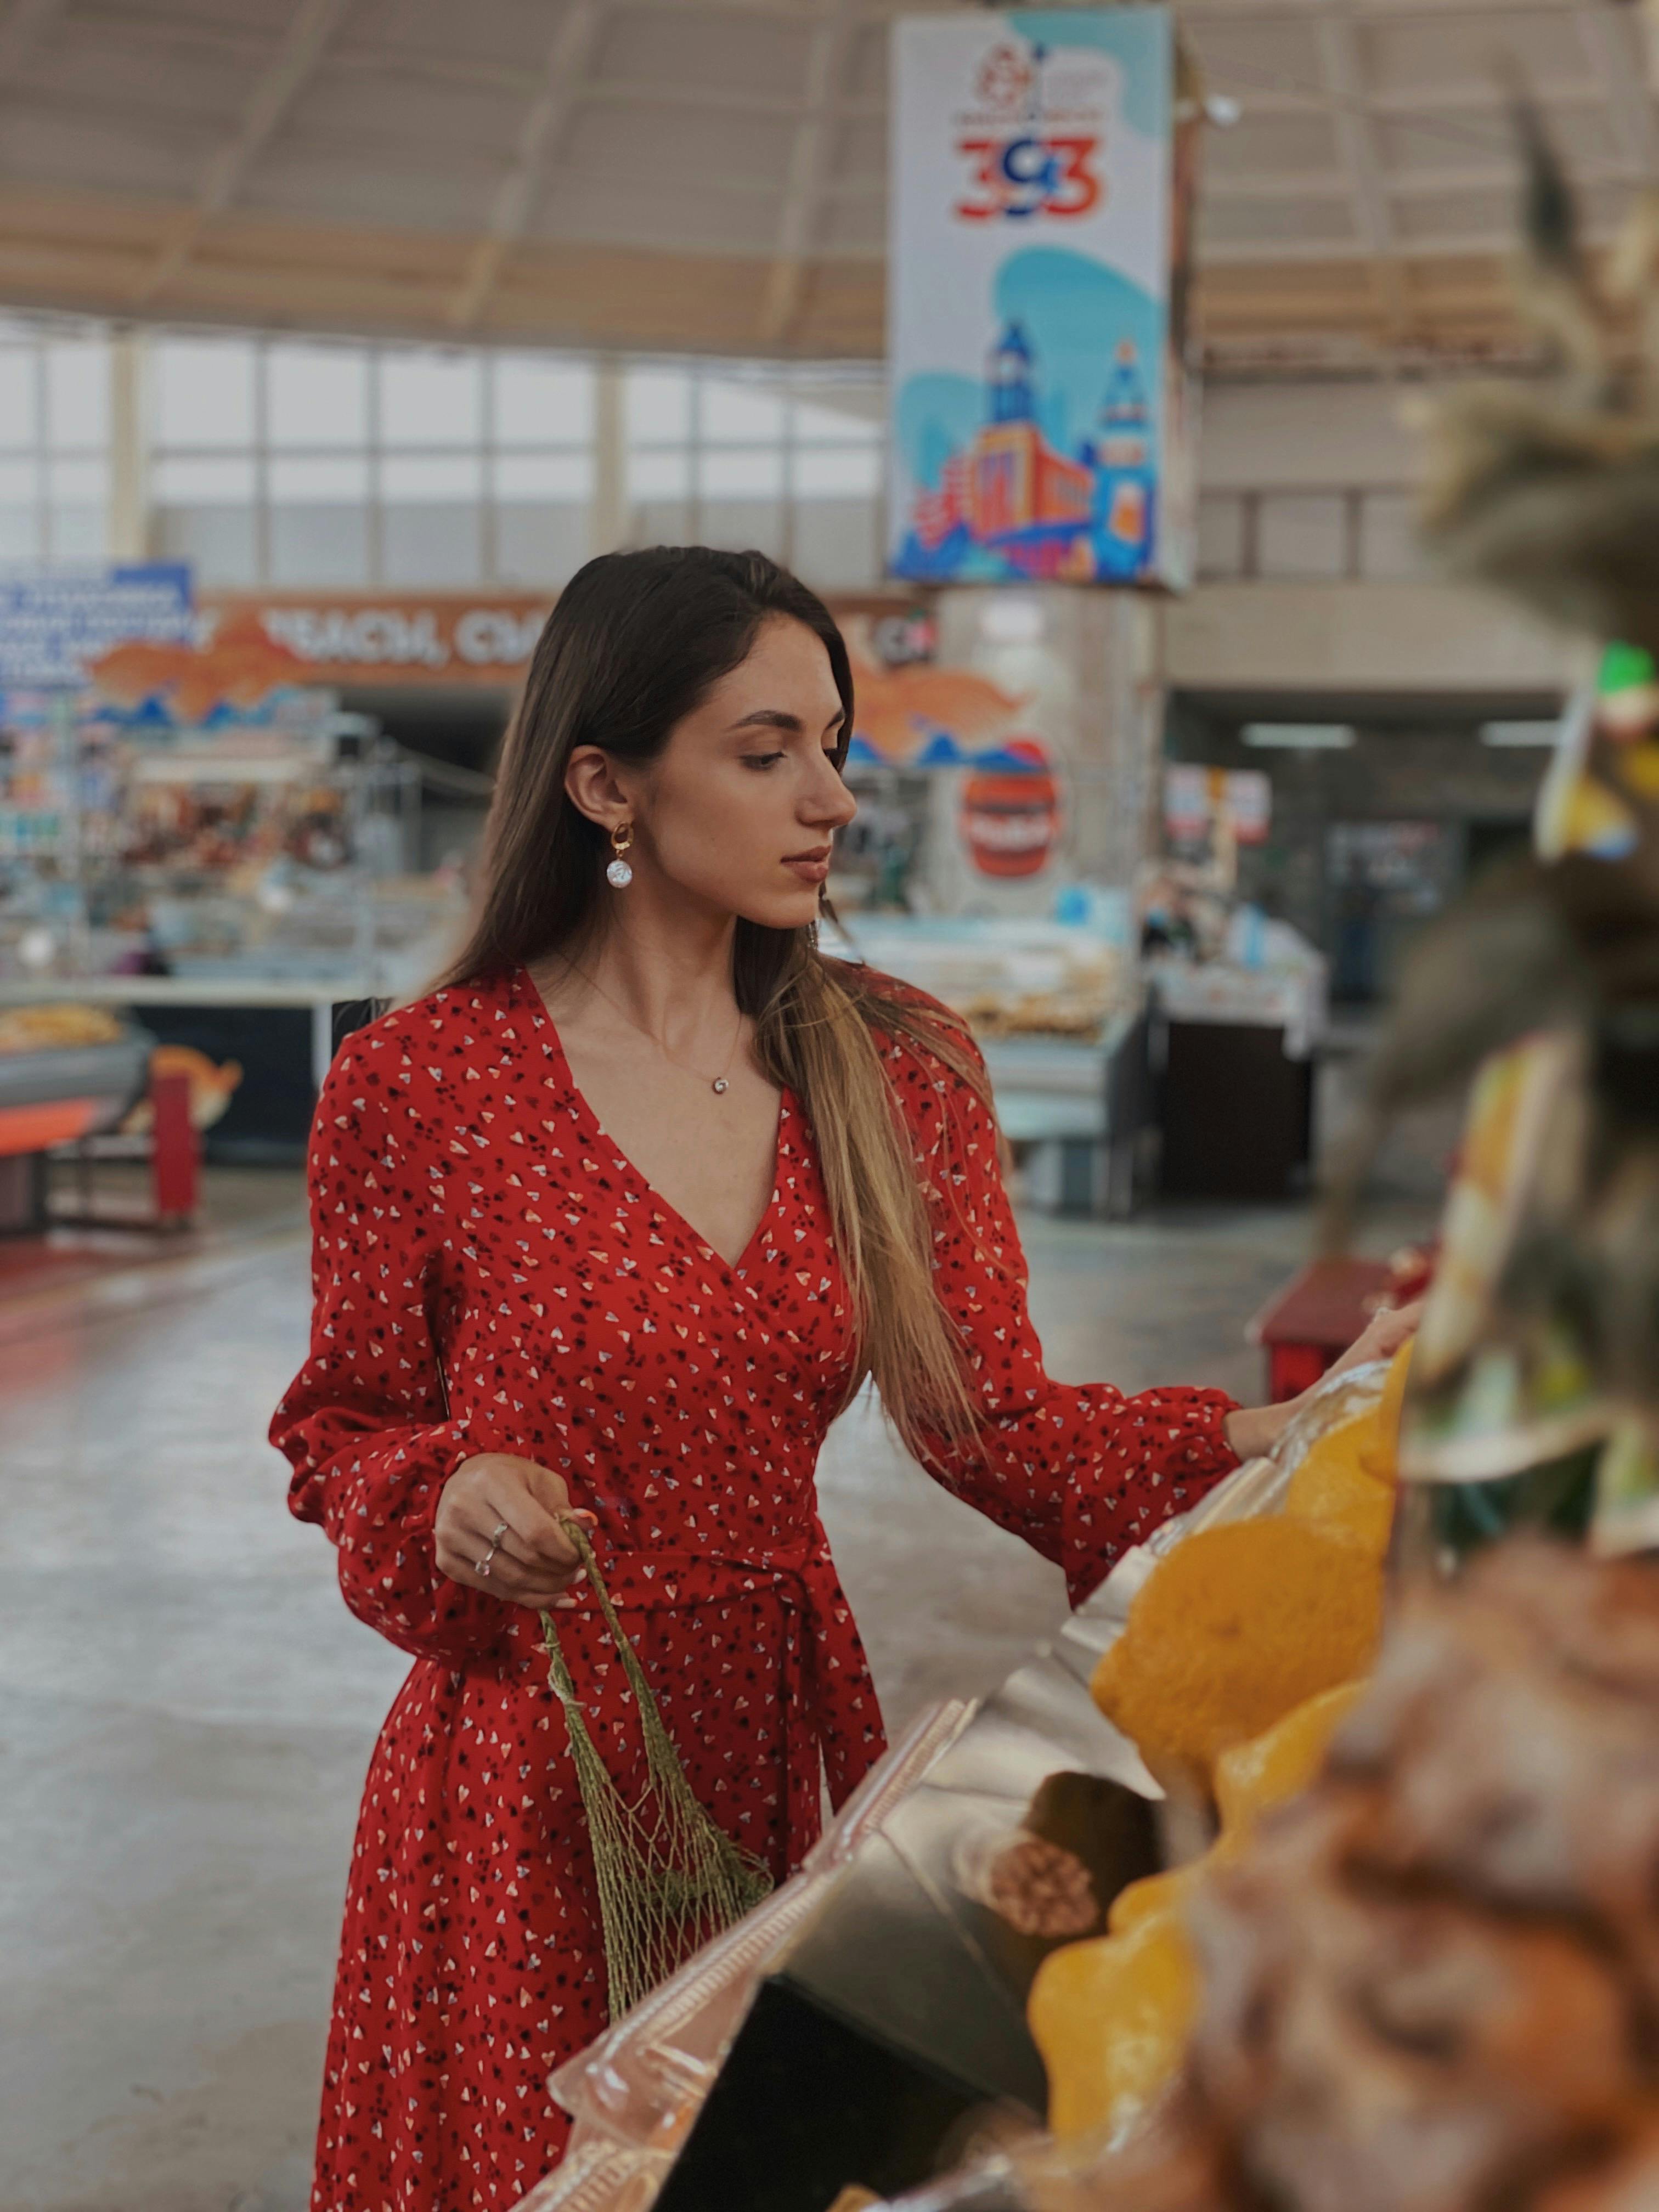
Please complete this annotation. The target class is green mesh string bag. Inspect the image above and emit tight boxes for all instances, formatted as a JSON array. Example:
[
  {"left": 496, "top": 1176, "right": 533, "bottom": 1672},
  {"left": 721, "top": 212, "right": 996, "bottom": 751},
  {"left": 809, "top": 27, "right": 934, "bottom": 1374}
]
[{"left": 540, "top": 1518, "right": 774, "bottom": 2021}]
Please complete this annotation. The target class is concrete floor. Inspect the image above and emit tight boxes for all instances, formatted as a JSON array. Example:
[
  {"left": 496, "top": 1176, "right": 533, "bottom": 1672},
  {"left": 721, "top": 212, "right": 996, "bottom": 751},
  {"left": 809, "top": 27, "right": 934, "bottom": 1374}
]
[{"left": 0, "top": 1175, "right": 1433, "bottom": 2212}]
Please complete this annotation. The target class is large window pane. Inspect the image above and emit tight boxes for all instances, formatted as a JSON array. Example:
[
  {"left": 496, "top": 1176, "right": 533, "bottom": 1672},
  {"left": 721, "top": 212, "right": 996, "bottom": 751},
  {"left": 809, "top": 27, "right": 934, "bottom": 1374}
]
[
  {"left": 45, "top": 341, "right": 108, "bottom": 449},
  {"left": 700, "top": 378, "right": 784, "bottom": 444},
  {"left": 792, "top": 499, "right": 879, "bottom": 590},
  {"left": 625, "top": 368, "right": 691, "bottom": 444},
  {"left": 382, "top": 504, "right": 483, "bottom": 586},
  {"left": 701, "top": 448, "right": 782, "bottom": 498},
  {"left": 0, "top": 454, "right": 37, "bottom": 563},
  {"left": 628, "top": 450, "right": 689, "bottom": 501},
  {"left": 700, "top": 498, "right": 785, "bottom": 562},
  {"left": 48, "top": 488, "right": 108, "bottom": 561},
  {"left": 48, "top": 456, "right": 105, "bottom": 508},
  {"left": 793, "top": 396, "right": 880, "bottom": 444},
  {"left": 267, "top": 344, "right": 369, "bottom": 449},
  {"left": 154, "top": 504, "right": 257, "bottom": 587},
  {"left": 155, "top": 340, "right": 255, "bottom": 450},
  {"left": 492, "top": 452, "right": 592, "bottom": 503},
  {"left": 633, "top": 498, "right": 691, "bottom": 545},
  {"left": 154, "top": 456, "right": 256, "bottom": 505},
  {"left": 492, "top": 356, "right": 592, "bottom": 445},
  {"left": 270, "top": 504, "right": 369, "bottom": 587},
  {"left": 497, "top": 504, "right": 590, "bottom": 586},
  {"left": 0, "top": 352, "right": 38, "bottom": 450},
  {"left": 793, "top": 448, "right": 880, "bottom": 499},
  {"left": 0, "top": 503, "right": 36, "bottom": 561},
  {"left": 383, "top": 454, "right": 481, "bottom": 501},
  {"left": 380, "top": 353, "right": 481, "bottom": 447},
  {"left": 270, "top": 455, "right": 370, "bottom": 504}
]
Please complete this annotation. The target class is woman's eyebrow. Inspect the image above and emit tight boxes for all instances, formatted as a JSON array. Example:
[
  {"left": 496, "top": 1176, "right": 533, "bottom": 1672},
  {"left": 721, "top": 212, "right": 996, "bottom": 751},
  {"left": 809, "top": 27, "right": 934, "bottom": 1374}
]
[
  {"left": 730, "top": 706, "right": 848, "bottom": 735},
  {"left": 730, "top": 707, "right": 803, "bottom": 733}
]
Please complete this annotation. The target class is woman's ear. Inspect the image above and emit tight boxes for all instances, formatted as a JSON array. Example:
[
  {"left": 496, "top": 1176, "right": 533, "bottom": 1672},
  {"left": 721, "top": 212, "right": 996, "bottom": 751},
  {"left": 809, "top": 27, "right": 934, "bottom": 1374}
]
[{"left": 564, "top": 746, "right": 632, "bottom": 832}]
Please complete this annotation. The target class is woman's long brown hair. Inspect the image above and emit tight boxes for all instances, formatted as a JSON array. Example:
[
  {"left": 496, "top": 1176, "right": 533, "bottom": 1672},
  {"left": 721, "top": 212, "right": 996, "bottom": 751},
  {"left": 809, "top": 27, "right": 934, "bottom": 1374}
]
[{"left": 437, "top": 546, "right": 990, "bottom": 1454}]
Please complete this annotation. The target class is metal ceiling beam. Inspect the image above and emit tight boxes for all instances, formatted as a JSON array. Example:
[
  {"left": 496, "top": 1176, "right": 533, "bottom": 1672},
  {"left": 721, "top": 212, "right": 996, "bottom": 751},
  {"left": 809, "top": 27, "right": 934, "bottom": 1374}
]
[
  {"left": 448, "top": 0, "right": 610, "bottom": 332},
  {"left": 135, "top": 0, "right": 352, "bottom": 307},
  {"left": 757, "top": 0, "right": 859, "bottom": 345}
]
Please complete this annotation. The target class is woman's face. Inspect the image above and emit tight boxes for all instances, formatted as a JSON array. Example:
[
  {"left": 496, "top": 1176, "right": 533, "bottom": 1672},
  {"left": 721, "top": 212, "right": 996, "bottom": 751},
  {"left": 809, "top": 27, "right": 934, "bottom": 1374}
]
[{"left": 574, "top": 614, "right": 858, "bottom": 932}]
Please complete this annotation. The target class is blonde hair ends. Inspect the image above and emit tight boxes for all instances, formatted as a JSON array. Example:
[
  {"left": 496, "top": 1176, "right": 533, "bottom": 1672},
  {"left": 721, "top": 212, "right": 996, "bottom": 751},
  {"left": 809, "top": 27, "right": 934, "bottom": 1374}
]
[{"left": 754, "top": 941, "right": 991, "bottom": 1458}]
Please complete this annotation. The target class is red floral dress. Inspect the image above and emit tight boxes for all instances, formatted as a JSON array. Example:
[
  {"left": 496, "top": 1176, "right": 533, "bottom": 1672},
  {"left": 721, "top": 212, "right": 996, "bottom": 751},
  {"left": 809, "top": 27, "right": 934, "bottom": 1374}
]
[{"left": 272, "top": 964, "right": 1238, "bottom": 2212}]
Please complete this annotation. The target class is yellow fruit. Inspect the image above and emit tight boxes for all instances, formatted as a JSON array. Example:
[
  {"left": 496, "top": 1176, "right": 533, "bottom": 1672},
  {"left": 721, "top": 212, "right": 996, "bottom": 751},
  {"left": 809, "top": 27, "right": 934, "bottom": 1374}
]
[
  {"left": 1106, "top": 1864, "right": 1194, "bottom": 1936},
  {"left": 1090, "top": 1518, "right": 1384, "bottom": 1786},
  {"left": 1212, "top": 1680, "right": 1367, "bottom": 1842},
  {"left": 1283, "top": 1415, "right": 1396, "bottom": 1556},
  {"left": 1029, "top": 1909, "right": 1199, "bottom": 2142}
]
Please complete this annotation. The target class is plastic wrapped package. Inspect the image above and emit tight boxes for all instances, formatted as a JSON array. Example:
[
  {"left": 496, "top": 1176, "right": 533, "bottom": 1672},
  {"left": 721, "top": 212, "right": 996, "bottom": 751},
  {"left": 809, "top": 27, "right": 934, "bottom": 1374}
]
[{"left": 514, "top": 1699, "right": 976, "bottom": 2212}]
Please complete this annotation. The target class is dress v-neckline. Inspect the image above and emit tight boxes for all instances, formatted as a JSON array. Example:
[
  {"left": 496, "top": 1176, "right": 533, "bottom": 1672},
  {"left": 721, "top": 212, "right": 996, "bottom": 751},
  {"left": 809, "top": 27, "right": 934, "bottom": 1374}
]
[{"left": 513, "top": 967, "right": 790, "bottom": 1278}]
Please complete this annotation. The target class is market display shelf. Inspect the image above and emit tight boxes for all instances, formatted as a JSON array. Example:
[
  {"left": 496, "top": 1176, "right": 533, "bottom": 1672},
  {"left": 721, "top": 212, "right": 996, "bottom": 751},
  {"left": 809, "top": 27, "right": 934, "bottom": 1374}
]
[{"left": 0, "top": 1032, "right": 150, "bottom": 1148}]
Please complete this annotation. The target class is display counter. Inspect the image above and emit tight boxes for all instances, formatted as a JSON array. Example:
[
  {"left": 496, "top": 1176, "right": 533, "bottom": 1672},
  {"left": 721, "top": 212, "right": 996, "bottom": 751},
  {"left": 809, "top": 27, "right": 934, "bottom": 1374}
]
[
  {"left": 0, "top": 1023, "right": 151, "bottom": 1230},
  {"left": 981, "top": 1016, "right": 1148, "bottom": 1217},
  {"left": 0, "top": 974, "right": 376, "bottom": 1090},
  {"left": 836, "top": 918, "right": 1148, "bottom": 1217}
]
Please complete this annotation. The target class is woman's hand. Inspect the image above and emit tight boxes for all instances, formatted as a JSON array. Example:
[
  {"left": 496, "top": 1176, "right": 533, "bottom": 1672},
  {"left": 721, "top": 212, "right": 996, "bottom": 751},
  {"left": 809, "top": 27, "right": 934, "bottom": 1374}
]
[
  {"left": 1222, "top": 1299, "right": 1424, "bottom": 1464},
  {"left": 435, "top": 1453, "right": 591, "bottom": 1609},
  {"left": 1325, "top": 1296, "right": 1423, "bottom": 1384}
]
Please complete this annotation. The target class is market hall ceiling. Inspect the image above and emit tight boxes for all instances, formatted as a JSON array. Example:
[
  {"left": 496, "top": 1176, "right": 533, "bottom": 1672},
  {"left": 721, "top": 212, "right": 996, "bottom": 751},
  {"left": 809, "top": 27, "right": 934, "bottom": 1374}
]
[{"left": 0, "top": 0, "right": 1655, "bottom": 366}]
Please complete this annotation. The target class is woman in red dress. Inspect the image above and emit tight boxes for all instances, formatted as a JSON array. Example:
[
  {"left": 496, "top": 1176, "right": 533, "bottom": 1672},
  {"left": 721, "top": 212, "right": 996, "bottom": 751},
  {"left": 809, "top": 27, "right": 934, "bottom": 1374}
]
[{"left": 273, "top": 549, "right": 1409, "bottom": 2212}]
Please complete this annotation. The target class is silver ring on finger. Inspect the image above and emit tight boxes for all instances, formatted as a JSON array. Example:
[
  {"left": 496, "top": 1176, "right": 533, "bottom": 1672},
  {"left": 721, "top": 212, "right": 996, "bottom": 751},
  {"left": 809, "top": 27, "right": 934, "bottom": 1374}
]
[{"left": 476, "top": 1531, "right": 506, "bottom": 1577}]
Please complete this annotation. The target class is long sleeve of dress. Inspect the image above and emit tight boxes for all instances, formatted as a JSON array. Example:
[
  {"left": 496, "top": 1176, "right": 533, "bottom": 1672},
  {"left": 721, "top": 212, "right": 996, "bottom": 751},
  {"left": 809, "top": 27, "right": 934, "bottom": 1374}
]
[
  {"left": 892, "top": 1033, "right": 1240, "bottom": 1606},
  {"left": 270, "top": 1042, "right": 506, "bottom": 1664}
]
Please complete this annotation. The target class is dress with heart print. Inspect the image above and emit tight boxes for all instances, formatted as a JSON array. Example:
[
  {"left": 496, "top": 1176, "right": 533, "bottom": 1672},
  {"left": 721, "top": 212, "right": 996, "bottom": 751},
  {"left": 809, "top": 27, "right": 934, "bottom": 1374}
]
[{"left": 271, "top": 962, "right": 1240, "bottom": 2212}]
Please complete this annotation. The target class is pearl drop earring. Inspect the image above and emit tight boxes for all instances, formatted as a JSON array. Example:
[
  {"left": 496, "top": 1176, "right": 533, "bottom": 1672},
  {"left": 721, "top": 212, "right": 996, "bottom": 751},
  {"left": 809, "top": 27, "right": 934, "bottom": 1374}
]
[{"left": 606, "top": 821, "right": 634, "bottom": 889}]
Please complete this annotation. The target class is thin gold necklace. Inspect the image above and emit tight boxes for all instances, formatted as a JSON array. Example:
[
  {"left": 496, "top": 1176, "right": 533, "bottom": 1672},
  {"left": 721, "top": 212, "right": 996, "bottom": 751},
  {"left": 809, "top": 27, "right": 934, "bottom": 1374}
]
[{"left": 558, "top": 957, "right": 745, "bottom": 1096}]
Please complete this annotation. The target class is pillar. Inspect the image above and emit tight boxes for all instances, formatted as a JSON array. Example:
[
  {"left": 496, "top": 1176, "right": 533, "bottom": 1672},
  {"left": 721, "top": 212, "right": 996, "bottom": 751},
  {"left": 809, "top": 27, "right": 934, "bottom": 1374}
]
[
  {"left": 932, "top": 584, "right": 1167, "bottom": 899},
  {"left": 592, "top": 357, "right": 627, "bottom": 555},
  {"left": 108, "top": 330, "right": 149, "bottom": 561}
]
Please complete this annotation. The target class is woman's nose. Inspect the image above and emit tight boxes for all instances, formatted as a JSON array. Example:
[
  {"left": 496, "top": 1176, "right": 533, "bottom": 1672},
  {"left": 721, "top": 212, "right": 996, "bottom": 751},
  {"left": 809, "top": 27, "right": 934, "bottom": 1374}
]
[{"left": 805, "top": 758, "right": 857, "bottom": 830}]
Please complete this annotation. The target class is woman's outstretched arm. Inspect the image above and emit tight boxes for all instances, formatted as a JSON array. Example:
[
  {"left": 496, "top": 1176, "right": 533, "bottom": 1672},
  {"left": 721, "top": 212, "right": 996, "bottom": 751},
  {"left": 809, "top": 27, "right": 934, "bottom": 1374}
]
[{"left": 888, "top": 1029, "right": 1413, "bottom": 1604}]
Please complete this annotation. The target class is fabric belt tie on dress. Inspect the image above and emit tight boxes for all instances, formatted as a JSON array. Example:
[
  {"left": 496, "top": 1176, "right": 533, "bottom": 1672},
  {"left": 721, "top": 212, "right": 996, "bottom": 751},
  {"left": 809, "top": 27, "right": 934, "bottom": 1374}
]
[{"left": 554, "top": 1525, "right": 885, "bottom": 1856}]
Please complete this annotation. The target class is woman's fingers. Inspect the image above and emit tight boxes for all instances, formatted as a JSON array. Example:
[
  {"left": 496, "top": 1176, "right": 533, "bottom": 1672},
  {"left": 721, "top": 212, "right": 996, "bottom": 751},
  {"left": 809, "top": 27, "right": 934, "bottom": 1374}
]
[
  {"left": 449, "top": 1503, "right": 584, "bottom": 1592},
  {"left": 510, "top": 1460, "right": 588, "bottom": 1567},
  {"left": 435, "top": 1453, "right": 594, "bottom": 1607},
  {"left": 436, "top": 1522, "right": 583, "bottom": 1607}
]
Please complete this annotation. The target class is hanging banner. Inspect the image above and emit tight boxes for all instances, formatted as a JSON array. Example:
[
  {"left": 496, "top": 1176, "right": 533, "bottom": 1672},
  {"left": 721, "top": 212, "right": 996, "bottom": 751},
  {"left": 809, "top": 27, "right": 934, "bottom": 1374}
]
[{"left": 887, "top": 7, "right": 1198, "bottom": 591}]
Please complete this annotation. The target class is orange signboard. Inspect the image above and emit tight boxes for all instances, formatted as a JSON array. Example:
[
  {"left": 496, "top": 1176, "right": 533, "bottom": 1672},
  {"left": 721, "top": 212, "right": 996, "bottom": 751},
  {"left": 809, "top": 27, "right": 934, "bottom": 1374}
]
[{"left": 198, "top": 591, "right": 552, "bottom": 689}]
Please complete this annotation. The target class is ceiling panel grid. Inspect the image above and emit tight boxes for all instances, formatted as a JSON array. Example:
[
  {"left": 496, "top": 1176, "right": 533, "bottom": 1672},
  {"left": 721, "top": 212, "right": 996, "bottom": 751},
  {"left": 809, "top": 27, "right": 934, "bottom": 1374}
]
[{"left": 0, "top": 0, "right": 1649, "bottom": 363}]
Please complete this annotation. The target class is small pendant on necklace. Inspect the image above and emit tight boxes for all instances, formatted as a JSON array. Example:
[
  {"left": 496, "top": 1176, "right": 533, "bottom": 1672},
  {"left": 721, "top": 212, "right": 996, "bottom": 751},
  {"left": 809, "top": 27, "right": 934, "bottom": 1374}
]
[{"left": 712, "top": 1078, "right": 729, "bottom": 1095}]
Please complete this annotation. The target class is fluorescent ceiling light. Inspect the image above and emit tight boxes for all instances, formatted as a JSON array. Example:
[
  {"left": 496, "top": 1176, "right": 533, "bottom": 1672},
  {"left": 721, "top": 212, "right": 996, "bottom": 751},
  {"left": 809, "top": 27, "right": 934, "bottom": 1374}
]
[
  {"left": 1242, "top": 723, "right": 1356, "bottom": 750},
  {"left": 1480, "top": 720, "right": 1560, "bottom": 747}
]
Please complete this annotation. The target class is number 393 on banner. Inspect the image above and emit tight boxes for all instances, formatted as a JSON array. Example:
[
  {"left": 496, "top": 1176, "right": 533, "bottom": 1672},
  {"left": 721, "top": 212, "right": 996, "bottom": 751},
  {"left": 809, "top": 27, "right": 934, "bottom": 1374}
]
[{"left": 954, "top": 133, "right": 1103, "bottom": 222}]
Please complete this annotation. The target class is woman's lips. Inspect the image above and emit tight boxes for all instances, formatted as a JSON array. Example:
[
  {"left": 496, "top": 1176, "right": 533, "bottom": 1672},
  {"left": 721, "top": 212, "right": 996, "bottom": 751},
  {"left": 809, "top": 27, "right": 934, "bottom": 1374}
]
[{"left": 783, "top": 853, "right": 831, "bottom": 883}]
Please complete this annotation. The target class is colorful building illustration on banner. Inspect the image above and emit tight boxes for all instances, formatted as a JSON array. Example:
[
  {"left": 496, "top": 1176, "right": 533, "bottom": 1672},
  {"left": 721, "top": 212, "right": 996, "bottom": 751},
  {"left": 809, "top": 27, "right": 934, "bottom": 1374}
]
[{"left": 888, "top": 8, "right": 1196, "bottom": 590}]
